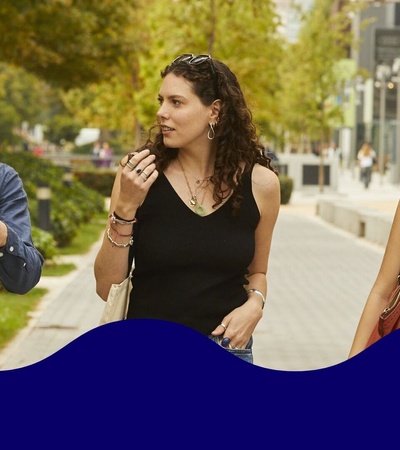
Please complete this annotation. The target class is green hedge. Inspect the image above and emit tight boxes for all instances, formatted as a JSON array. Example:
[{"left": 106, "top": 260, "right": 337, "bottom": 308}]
[
  {"left": 279, "top": 174, "right": 294, "bottom": 205},
  {"left": 73, "top": 169, "right": 116, "bottom": 197},
  {"left": 0, "top": 150, "right": 105, "bottom": 249}
]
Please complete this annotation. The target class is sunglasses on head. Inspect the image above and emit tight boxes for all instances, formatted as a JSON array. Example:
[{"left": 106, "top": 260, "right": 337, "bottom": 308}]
[{"left": 171, "top": 53, "right": 219, "bottom": 99}]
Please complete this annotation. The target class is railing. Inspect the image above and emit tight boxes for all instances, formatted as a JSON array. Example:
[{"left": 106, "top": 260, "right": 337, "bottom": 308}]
[{"left": 39, "top": 152, "right": 120, "bottom": 169}]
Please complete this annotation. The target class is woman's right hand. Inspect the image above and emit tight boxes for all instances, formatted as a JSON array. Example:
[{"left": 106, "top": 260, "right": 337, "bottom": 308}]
[{"left": 114, "top": 149, "right": 159, "bottom": 218}]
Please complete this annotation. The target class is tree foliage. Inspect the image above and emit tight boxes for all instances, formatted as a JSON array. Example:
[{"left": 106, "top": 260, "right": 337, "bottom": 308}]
[
  {"left": 0, "top": 63, "right": 83, "bottom": 147},
  {"left": 61, "top": 0, "right": 284, "bottom": 148},
  {"left": 0, "top": 0, "right": 138, "bottom": 89},
  {"left": 125, "top": 0, "right": 283, "bottom": 138},
  {"left": 275, "top": 0, "right": 357, "bottom": 150},
  {"left": 0, "top": 0, "right": 363, "bottom": 154}
]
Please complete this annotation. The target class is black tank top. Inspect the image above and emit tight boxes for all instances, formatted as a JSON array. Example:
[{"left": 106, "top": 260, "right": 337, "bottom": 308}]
[{"left": 127, "top": 168, "right": 260, "bottom": 335}]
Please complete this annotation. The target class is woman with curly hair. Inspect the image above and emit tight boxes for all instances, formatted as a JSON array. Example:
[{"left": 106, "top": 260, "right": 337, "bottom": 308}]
[{"left": 94, "top": 54, "right": 280, "bottom": 363}]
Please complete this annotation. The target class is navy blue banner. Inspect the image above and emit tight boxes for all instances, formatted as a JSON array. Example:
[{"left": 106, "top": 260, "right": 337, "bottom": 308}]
[{"left": 0, "top": 319, "right": 398, "bottom": 448}]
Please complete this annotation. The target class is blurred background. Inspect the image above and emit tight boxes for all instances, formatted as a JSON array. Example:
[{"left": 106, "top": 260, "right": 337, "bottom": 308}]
[{"left": 1, "top": 0, "right": 400, "bottom": 184}]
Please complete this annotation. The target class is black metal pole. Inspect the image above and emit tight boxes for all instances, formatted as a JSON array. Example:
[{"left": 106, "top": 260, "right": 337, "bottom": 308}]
[{"left": 37, "top": 182, "right": 51, "bottom": 232}]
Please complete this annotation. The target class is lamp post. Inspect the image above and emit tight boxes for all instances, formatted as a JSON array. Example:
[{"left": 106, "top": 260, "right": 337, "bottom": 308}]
[
  {"left": 37, "top": 182, "right": 51, "bottom": 232},
  {"left": 392, "top": 57, "right": 400, "bottom": 183},
  {"left": 376, "top": 64, "right": 391, "bottom": 183}
]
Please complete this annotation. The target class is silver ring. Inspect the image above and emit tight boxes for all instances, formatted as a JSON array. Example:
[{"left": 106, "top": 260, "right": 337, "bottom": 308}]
[
  {"left": 220, "top": 322, "right": 227, "bottom": 330},
  {"left": 142, "top": 170, "right": 149, "bottom": 177},
  {"left": 126, "top": 160, "right": 135, "bottom": 170},
  {"left": 140, "top": 172, "right": 148, "bottom": 180},
  {"left": 135, "top": 167, "right": 142, "bottom": 174}
]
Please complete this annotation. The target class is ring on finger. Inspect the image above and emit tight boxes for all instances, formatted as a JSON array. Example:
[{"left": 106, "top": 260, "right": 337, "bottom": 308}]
[
  {"left": 221, "top": 337, "right": 231, "bottom": 347},
  {"left": 126, "top": 160, "right": 136, "bottom": 170},
  {"left": 142, "top": 170, "right": 149, "bottom": 177},
  {"left": 135, "top": 167, "right": 142, "bottom": 174},
  {"left": 140, "top": 172, "right": 148, "bottom": 180},
  {"left": 220, "top": 322, "right": 227, "bottom": 330}
]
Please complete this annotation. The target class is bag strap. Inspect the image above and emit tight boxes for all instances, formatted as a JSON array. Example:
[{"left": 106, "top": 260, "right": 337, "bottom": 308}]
[
  {"left": 127, "top": 246, "right": 135, "bottom": 277},
  {"left": 128, "top": 258, "right": 135, "bottom": 277}
]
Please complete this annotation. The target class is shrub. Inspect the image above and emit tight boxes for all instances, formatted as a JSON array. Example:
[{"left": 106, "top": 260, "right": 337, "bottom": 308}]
[
  {"left": 0, "top": 150, "right": 105, "bottom": 247},
  {"left": 31, "top": 226, "right": 58, "bottom": 262},
  {"left": 73, "top": 169, "right": 116, "bottom": 197},
  {"left": 279, "top": 174, "right": 294, "bottom": 205}
]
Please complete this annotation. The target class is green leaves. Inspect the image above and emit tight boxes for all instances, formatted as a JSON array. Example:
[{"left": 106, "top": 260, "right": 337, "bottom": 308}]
[
  {"left": 0, "top": 0, "right": 138, "bottom": 88},
  {"left": 0, "top": 0, "right": 361, "bottom": 153}
]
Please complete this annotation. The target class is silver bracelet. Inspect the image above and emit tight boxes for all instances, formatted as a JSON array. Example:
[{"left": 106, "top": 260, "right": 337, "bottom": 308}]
[
  {"left": 106, "top": 227, "right": 134, "bottom": 248},
  {"left": 246, "top": 289, "right": 265, "bottom": 309}
]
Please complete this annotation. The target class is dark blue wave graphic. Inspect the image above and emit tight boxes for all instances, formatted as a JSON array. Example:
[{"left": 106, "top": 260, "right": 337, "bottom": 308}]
[{"left": 0, "top": 319, "right": 398, "bottom": 447}]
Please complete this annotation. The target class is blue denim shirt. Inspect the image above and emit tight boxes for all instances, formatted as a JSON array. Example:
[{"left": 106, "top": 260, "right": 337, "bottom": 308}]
[{"left": 0, "top": 163, "right": 44, "bottom": 294}]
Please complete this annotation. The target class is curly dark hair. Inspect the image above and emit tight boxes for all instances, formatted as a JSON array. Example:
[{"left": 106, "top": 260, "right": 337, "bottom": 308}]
[{"left": 126, "top": 54, "right": 278, "bottom": 215}]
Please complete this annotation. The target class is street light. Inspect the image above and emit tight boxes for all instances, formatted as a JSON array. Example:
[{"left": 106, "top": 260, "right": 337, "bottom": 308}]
[
  {"left": 376, "top": 64, "right": 391, "bottom": 183},
  {"left": 392, "top": 57, "right": 400, "bottom": 183}
]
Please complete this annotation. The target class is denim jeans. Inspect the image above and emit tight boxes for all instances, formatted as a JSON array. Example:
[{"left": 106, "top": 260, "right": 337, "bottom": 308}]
[{"left": 208, "top": 335, "right": 253, "bottom": 364}]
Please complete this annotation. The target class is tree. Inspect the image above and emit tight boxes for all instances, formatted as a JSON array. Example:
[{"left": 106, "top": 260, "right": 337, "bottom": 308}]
[
  {"left": 61, "top": 0, "right": 284, "bottom": 149},
  {"left": 129, "top": 0, "right": 283, "bottom": 138},
  {"left": 276, "top": 0, "right": 358, "bottom": 150},
  {"left": 274, "top": 0, "right": 358, "bottom": 190},
  {"left": 0, "top": 0, "right": 138, "bottom": 89},
  {"left": 3, "top": 0, "right": 283, "bottom": 150},
  {"left": 0, "top": 63, "right": 85, "bottom": 147}
]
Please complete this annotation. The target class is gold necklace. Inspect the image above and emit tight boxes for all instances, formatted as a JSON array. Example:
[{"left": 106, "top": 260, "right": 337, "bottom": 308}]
[
  {"left": 184, "top": 168, "right": 212, "bottom": 185},
  {"left": 177, "top": 158, "right": 209, "bottom": 216}
]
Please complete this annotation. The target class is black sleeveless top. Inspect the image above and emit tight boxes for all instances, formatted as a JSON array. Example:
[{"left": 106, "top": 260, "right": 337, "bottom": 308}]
[{"left": 127, "top": 168, "right": 260, "bottom": 335}]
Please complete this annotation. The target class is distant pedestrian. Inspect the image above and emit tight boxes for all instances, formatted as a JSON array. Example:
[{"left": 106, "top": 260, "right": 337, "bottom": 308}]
[
  {"left": 94, "top": 53, "right": 281, "bottom": 364},
  {"left": 357, "top": 142, "right": 376, "bottom": 189},
  {"left": 92, "top": 141, "right": 102, "bottom": 168},
  {"left": 0, "top": 163, "right": 44, "bottom": 294},
  {"left": 264, "top": 146, "right": 279, "bottom": 171},
  {"left": 101, "top": 142, "right": 113, "bottom": 168}
]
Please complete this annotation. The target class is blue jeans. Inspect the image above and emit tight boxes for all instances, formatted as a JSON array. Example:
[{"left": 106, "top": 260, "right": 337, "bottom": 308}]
[{"left": 208, "top": 335, "right": 253, "bottom": 364}]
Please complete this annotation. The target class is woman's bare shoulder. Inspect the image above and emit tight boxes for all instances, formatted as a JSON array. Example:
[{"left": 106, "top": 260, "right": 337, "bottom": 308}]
[
  {"left": 250, "top": 164, "right": 280, "bottom": 215},
  {"left": 251, "top": 164, "right": 280, "bottom": 191}
]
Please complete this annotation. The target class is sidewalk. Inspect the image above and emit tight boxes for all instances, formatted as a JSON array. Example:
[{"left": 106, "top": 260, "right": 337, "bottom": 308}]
[
  {"left": 0, "top": 168, "right": 398, "bottom": 371},
  {"left": 0, "top": 238, "right": 106, "bottom": 370}
]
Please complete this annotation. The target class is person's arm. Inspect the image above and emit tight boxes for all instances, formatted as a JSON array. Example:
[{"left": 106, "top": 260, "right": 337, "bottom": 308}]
[
  {"left": 94, "top": 150, "right": 158, "bottom": 300},
  {"left": 245, "top": 165, "right": 280, "bottom": 309},
  {"left": 0, "top": 166, "right": 44, "bottom": 294},
  {"left": 211, "top": 164, "right": 281, "bottom": 348},
  {"left": 348, "top": 200, "right": 400, "bottom": 357}
]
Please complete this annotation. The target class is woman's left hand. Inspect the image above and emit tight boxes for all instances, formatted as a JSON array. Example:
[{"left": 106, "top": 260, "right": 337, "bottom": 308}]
[{"left": 210, "top": 300, "right": 263, "bottom": 349}]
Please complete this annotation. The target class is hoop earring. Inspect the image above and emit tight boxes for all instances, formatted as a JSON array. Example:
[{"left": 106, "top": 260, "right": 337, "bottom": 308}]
[{"left": 207, "top": 123, "right": 215, "bottom": 140}]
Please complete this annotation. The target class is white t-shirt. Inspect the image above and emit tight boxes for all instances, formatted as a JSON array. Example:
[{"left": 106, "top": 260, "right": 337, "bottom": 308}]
[{"left": 358, "top": 150, "right": 376, "bottom": 168}]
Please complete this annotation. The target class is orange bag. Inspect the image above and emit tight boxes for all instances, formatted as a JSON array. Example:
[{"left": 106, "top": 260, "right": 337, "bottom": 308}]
[{"left": 366, "top": 277, "right": 400, "bottom": 348}]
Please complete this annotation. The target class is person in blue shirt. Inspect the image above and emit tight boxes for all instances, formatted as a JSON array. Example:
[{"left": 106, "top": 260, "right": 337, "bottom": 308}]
[{"left": 0, "top": 163, "right": 44, "bottom": 294}]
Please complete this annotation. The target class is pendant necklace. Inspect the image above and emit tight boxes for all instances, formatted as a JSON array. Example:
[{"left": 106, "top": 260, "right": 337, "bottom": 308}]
[
  {"left": 177, "top": 158, "right": 210, "bottom": 216},
  {"left": 184, "top": 168, "right": 212, "bottom": 185}
]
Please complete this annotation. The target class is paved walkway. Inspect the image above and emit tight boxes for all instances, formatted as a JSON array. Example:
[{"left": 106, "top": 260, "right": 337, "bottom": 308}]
[{"left": 0, "top": 168, "right": 398, "bottom": 371}]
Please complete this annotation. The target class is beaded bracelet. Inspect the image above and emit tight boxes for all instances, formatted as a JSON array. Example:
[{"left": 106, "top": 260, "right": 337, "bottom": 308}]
[
  {"left": 246, "top": 289, "right": 266, "bottom": 309},
  {"left": 108, "top": 211, "right": 137, "bottom": 225},
  {"left": 106, "top": 227, "right": 134, "bottom": 248}
]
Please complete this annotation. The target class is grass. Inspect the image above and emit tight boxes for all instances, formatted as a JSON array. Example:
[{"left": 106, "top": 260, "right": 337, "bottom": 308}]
[
  {"left": 0, "top": 212, "right": 107, "bottom": 350},
  {"left": 0, "top": 288, "right": 47, "bottom": 350},
  {"left": 42, "top": 212, "right": 107, "bottom": 276},
  {"left": 59, "top": 214, "right": 107, "bottom": 256},
  {"left": 42, "top": 263, "right": 77, "bottom": 277}
]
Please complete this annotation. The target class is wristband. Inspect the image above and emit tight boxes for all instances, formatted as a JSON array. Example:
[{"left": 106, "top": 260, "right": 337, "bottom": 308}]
[{"left": 109, "top": 211, "right": 137, "bottom": 225}]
